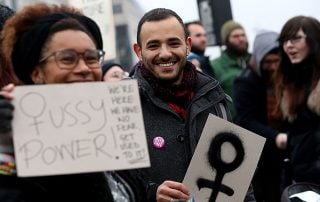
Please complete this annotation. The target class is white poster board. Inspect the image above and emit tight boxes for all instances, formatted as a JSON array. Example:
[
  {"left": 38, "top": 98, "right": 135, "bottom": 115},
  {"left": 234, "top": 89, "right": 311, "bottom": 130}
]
[
  {"left": 68, "top": 0, "right": 116, "bottom": 60},
  {"left": 15, "top": 0, "right": 116, "bottom": 60},
  {"left": 12, "top": 80, "right": 149, "bottom": 177},
  {"left": 183, "top": 114, "right": 265, "bottom": 201}
]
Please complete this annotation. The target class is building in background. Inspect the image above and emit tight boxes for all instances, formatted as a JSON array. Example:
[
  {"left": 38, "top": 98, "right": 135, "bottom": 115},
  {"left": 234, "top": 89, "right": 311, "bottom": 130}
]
[
  {"left": 0, "top": 0, "right": 144, "bottom": 71},
  {"left": 0, "top": 0, "right": 16, "bottom": 8},
  {"left": 112, "top": 0, "right": 144, "bottom": 70}
]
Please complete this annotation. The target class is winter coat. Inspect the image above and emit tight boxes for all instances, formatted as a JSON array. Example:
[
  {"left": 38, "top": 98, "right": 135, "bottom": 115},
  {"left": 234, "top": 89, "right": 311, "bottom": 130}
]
[
  {"left": 234, "top": 67, "right": 286, "bottom": 176},
  {"left": 131, "top": 62, "right": 232, "bottom": 201},
  {"left": 233, "top": 31, "right": 286, "bottom": 175},
  {"left": 0, "top": 169, "right": 146, "bottom": 202},
  {"left": 281, "top": 79, "right": 320, "bottom": 184},
  {"left": 0, "top": 172, "right": 114, "bottom": 202},
  {"left": 211, "top": 50, "right": 251, "bottom": 119}
]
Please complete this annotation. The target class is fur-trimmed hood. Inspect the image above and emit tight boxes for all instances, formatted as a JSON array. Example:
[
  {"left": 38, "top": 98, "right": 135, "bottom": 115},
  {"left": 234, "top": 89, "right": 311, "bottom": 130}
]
[
  {"left": 281, "top": 79, "right": 320, "bottom": 121},
  {"left": 307, "top": 79, "right": 320, "bottom": 116},
  {"left": 252, "top": 31, "right": 279, "bottom": 76}
]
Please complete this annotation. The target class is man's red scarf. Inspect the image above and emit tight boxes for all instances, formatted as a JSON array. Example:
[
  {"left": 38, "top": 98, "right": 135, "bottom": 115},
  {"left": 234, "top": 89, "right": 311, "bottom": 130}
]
[{"left": 140, "top": 62, "right": 198, "bottom": 119}]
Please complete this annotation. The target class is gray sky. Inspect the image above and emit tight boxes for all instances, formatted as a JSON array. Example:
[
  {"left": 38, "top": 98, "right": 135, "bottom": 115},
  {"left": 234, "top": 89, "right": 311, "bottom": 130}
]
[{"left": 136, "top": 0, "right": 319, "bottom": 50}]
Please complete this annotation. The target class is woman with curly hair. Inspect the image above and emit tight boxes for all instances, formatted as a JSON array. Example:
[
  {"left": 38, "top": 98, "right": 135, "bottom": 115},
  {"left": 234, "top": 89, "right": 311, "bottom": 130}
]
[
  {"left": 0, "top": 3, "right": 145, "bottom": 201},
  {"left": 274, "top": 15, "right": 320, "bottom": 185}
]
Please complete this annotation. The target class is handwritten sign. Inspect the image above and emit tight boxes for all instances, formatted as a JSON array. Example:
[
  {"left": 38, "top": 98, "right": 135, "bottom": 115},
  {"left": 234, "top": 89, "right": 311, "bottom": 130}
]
[
  {"left": 12, "top": 80, "right": 150, "bottom": 177},
  {"left": 183, "top": 114, "right": 265, "bottom": 201}
]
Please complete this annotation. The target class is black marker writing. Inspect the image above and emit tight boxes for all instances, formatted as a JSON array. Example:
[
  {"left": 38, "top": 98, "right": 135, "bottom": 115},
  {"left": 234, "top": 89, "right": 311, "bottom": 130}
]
[
  {"left": 18, "top": 93, "right": 107, "bottom": 135},
  {"left": 197, "top": 132, "right": 245, "bottom": 202},
  {"left": 18, "top": 133, "right": 112, "bottom": 168}
]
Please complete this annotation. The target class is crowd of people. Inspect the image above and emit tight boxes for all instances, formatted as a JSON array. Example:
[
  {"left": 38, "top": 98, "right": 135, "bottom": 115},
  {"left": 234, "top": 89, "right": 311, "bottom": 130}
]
[{"left": 0, "top": 2, "right": 319, "bottom": 202}]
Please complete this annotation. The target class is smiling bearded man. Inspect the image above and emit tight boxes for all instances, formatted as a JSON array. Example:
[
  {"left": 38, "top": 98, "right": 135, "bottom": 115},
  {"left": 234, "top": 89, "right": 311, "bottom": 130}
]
[{"left": 130, "top": 8, "right": 256, "bottom": 202}]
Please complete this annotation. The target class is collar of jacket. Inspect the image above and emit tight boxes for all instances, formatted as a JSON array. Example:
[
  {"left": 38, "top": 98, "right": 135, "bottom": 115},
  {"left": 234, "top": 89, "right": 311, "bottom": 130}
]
[{"left": 281, "top": 79, "right": 320, "bottom": 121}]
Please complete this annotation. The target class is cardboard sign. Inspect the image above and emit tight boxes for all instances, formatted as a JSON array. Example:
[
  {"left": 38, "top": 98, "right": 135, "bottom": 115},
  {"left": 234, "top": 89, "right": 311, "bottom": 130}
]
[
  {"left": 183, "top": 114, "right": 265, "bottom": 201},
  {"left": 69, "top": 0, "right": 116, "bottom": 60},
  {"left": 12, "top": 80, "right": 150, "bottom": 177}
]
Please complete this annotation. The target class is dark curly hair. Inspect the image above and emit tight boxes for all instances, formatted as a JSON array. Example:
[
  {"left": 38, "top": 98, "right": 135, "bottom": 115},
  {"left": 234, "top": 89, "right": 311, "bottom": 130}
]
[{"left": 1, "top": 3, "right": 103, "bottom": 84}]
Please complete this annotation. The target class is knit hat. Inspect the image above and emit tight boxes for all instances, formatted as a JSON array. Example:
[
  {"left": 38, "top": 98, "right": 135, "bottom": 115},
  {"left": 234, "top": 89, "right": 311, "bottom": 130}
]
[
  {"left": 252, "top": 31, "right": 279, "bottom": 76},
  {"left": 102, "top": 62, "right": 123, "bottom": 77},
  {"left": 221, "top": 20, "right": 244, "bottom": 44},
  {"left": 0, "top": 4, "right": 14, "bottom": 30}
]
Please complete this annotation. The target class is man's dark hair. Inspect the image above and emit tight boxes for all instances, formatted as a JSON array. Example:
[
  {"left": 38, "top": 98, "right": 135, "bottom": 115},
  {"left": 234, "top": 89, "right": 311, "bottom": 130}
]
[
  {"left": 136, "top": 8, "right": 188, "bottom": 46},
  {"left": 184, "top": 20, "right": 203, "bottom": 36}
]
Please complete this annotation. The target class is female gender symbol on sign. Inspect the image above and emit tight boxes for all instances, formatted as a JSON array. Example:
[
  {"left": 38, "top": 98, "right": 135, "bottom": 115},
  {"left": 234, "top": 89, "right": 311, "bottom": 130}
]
[
  {"left": 197, "top": 132, "right": 245, "bottom": 202},
  {"left": 19, "top": 92, "right": 46, "bottom": 135}
]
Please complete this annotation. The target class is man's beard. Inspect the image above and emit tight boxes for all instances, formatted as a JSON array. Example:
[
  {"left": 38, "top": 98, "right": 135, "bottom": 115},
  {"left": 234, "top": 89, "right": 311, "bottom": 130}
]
[
  {"left": 142, "top": 59, "right": 185, "bottom": 85},
  {"left": 226, "top": 41, "right": 248, "bottom": 57},
  {"left": 191, "top": 45, "right": 205, "bottom": 55}
]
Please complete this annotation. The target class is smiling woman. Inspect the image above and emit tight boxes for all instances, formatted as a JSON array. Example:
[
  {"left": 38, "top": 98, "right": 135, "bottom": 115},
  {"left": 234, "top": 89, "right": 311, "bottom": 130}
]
[
  {"left": 3, "top": 8, "right": 104, "bottom": 85},
  {"left": 0, "top": 3, "right": 146, "bottom": 202}
]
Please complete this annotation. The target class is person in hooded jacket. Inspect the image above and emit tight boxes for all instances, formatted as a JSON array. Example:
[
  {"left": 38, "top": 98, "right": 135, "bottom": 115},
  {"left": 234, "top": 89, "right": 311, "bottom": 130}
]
[
  {"left": 233, "top": 31, "right": 288, "bottom": 202},
  {"left": 211, "top": 20, "right": 251, "bottom": 120}
]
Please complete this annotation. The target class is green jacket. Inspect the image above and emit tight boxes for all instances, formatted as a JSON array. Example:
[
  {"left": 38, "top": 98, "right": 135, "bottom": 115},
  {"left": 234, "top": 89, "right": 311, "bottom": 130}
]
[{"left": 211, "top": 50, "right": 251, "bottom": 119}]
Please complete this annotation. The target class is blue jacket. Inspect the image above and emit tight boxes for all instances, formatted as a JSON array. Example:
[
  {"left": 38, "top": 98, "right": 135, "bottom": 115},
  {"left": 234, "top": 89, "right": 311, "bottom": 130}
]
[{"left": 187, "top": 52, "right": 215, "bottom": 78}]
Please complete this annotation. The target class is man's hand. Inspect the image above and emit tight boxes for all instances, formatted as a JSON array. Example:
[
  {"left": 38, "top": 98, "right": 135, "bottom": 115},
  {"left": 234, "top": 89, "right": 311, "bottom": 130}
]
[{"left": 156, "top": 180, "right": 190, "bottom": 202}]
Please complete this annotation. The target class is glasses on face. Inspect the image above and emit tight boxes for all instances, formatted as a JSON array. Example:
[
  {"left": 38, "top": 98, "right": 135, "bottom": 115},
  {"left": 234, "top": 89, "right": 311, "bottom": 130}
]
[
  {"left": 283, "top": 35, "right": 306, "bottom": 45},
  {"left": 39, "top": 49, "right": 105, "bottom": 69}
]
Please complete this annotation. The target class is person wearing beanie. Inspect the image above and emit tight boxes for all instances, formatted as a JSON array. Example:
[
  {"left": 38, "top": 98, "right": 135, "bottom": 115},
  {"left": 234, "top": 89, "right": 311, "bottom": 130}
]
[
  {"left": 102, "top": 61, "right": 128, "bottom": 82},
  {"left": 0, "top": 3, "right": 146, "bottom": 202},
  {"left": 211, "top": 20, "right": 251, "bottom": 120},
  {"left": 220, "top": 20, "right": 244, "bottom": 45},
  {"left": 234, "top": 31, "right": 287, "bottom": 202}
]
